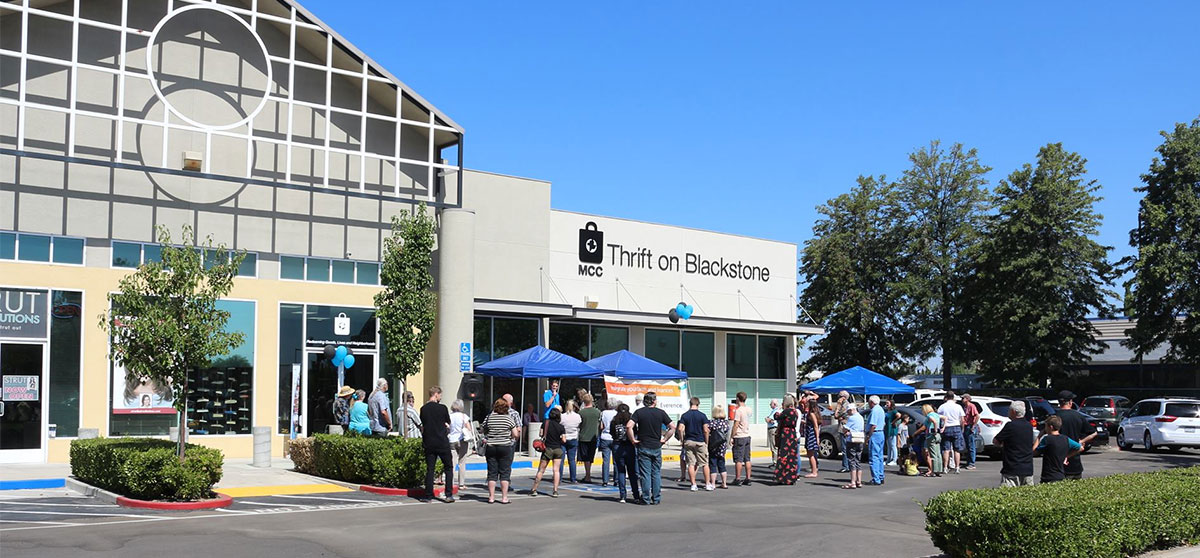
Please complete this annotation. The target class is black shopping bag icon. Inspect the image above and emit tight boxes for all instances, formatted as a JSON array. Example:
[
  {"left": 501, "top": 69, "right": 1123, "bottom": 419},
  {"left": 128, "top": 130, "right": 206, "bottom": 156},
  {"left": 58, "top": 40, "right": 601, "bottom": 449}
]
[{"left": 578, "top": 222, "right": 604, "bottom": 264}]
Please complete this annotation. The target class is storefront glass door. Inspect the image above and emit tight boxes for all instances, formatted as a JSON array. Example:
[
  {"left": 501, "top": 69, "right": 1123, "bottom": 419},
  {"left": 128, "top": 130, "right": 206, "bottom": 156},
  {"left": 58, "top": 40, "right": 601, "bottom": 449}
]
[
  {"left": 303, "top": 351, "right": 376, "bottom": 436},
  {"left": 0, "top": 343, "right": 47, "bottom": 463}
]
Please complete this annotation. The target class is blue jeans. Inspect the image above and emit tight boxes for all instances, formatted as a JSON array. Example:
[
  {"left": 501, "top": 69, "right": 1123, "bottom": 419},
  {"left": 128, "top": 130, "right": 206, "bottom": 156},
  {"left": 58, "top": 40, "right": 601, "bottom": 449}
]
[
  {"left": 869, "top": 432, "right": 885, "bottom": 483},
  {"left": 964, "top": 425, "right": 976, "bottom": 466},
  {"left": 842, "top": 434, "right": 851, "bottom": 470},
  {"left": 599, "top": 438, "right": 613, "bottom": 484},
  {"left": 613, "top": 442, "right": 640, "bottom": 501},
  {"left": 636, "top": 446, "right": 663, "bottom": 504},
  {"left": 560, "top": 438, "right": 579, "bottom": 482},
  {"left": 885, "top": 433, "right": 898, "bottom": 463}
]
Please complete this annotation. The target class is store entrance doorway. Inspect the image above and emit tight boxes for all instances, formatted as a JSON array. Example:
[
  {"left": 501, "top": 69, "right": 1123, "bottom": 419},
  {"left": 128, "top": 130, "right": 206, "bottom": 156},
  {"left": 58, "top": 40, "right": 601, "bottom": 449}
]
[
  {"left": 303, "top": 350, "right": 376, "bottom": 436},
  {"left": 0, "top": 342, "right": 47, "bottom": 463}
]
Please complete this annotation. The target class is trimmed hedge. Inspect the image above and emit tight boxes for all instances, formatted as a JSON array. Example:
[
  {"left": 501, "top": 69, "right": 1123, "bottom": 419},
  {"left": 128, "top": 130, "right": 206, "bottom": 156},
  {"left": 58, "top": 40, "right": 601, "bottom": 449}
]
[
  {"left": 311, "top": 434, "right": 440, "bottom": 488},
  {"left": 287, "top": 436, "right": 317, "bottom": 475},
  {"left": 924, "top": 466, "right": 1200, "bottom": 558},
  {"left": 70, "top": 438, "right": 223, "bottom": 501}
]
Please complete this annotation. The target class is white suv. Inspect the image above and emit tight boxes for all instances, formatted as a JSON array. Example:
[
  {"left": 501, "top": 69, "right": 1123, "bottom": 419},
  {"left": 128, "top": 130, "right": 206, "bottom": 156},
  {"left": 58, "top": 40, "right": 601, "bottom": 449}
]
[
  {"left": 1117, "top": 398, "right": 1200, "bottom": 451},
  {"left": 906, "top": 396, "right": 1013, "bottom": 457}
]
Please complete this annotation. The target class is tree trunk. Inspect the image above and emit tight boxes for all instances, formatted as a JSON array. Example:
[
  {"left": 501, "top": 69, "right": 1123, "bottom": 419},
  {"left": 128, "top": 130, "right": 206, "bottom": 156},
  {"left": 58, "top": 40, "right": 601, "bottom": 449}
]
[
  {"left": 399, "top": 377, "right": 407, "bottom": 438},
  {"left": 178, "top": 371, "right": 188, "bottom": 461},
  {"left": 941, "top": 285, "right": 953, "bottom": 392}
]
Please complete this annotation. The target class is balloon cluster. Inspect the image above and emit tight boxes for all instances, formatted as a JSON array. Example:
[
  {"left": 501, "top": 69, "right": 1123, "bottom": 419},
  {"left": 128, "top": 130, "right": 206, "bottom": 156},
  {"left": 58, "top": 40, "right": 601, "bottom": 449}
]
[
  {"left": 324, "top": 344, "right": 356, "bottom": 369},
  {"left": 668, "top": 302, "right": 695, "bottom": 324}
]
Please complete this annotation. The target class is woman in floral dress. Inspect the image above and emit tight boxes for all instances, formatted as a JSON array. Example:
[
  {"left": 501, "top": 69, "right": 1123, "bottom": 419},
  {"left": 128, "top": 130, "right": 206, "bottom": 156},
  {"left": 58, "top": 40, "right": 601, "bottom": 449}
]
[{"left": 774, "top": 394, "right": 800, "bottom": 485}]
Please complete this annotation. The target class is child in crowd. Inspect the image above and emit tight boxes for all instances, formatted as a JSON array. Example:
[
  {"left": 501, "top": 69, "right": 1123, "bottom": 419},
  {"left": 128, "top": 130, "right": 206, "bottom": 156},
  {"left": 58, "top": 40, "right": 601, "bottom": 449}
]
[
  {"left": 1036, "top": 415, "right": 1082, "bottom": 484},
  {"left": 897, "top": 448, "right": 920, "bottom": 476}
]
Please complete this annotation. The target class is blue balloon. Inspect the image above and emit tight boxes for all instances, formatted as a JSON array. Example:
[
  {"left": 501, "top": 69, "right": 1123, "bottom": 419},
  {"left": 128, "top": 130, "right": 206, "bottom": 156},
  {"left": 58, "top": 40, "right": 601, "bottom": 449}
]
[
  {"left": 675, "top": 302, "right": 687, "bottom": 314},
  {"left": 343, "top": 354, "right": 356, "bottom": 369},
  {"left": 680, "top": 304, "right": 694, "bottom": 320},
  {"left": 332, "top": 355, "right": 344, "bottom": 367},
  {"left": 335, "top": 345, "right": 348, "bottom": 360}
]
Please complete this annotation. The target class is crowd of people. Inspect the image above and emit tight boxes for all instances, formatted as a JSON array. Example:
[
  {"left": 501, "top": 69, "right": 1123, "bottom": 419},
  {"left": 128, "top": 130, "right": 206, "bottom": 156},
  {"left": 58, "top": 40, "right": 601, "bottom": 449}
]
[{"left": 326, "top": 378, "right": 1101, "bottom": 505}]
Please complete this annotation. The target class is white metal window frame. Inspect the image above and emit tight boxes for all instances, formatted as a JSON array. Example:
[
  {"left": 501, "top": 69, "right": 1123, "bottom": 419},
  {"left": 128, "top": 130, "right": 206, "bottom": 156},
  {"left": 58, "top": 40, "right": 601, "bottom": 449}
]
[
  {"left": 277, "top": 255, "right": 379, "bottom": 286},
  {"left": 0, "top": 231, "right": 86, "bottom": 266},
  {"left": 0, "top": 0, "right": 460, "bottom": 198}
]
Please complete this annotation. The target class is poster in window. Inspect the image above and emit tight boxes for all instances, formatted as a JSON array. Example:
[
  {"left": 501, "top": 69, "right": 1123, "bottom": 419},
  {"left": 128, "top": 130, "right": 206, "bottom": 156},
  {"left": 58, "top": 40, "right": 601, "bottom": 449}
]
[{"left": 111, "top": 361, "right": 177, "bottom": 414}]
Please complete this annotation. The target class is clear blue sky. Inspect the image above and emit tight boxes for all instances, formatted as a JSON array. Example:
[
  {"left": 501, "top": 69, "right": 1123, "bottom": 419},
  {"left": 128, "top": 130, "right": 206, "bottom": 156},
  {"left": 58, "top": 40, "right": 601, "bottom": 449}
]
[{"left": 306, "top": 0, "right": 1198, "bottom": 284}]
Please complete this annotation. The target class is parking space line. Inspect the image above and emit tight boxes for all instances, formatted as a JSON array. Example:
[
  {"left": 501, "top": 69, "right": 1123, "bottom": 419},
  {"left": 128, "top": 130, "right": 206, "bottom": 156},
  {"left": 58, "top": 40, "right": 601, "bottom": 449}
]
[
  {"left": 0, "top": 502, "right": 119, "bottom": 508},
  {"left": 273, "top": 494, "right": 380, "bottom": 503},
  {"left": 0, "top": 519, "right": 79, "bottom": 526},
  {"left": 213, "top": 508, "right": 255, "bottom": 515},
  {"left": 0, "top": 510, "right": 165, "bottom": 519},
  {"left": 239, "top": 501, "right": 306, "bottom": 507}
]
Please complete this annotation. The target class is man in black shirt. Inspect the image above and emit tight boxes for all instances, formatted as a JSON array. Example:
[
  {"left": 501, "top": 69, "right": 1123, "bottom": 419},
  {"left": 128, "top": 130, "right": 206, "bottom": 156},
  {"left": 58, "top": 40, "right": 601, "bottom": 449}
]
[
  {"left": 630, "top": 392, "right": 674, "bottom": 505},
  {"left": 420, "top": 386, "right": 454, "bottom": 503},
  {"left": 993, "top": 400, "right": 1035, "bottom": 486},
  {"left": 1054, "top": 390, "right": 1096, "bottom": 480}
]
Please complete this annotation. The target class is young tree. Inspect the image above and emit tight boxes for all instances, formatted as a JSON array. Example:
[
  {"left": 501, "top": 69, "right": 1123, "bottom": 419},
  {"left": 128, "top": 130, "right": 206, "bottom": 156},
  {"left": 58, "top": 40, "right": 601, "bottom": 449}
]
[
  {"left": 799, "top": 175, "right": 913, "bottom": 377},
  {"left": 98, "top": 225, "right": 245, "bottom": 460},
  {"left": 1124, "top": 117, "right": 1200, "bottom": 363},
  {"left": 968, "top": 144, "right": 1116, "bottom": 387},
  {"left": 374, "top": 203, "right": 437, "bottom": 437},
  {"left": 896, "top": 141, "right": 991, "bottom": 387}
]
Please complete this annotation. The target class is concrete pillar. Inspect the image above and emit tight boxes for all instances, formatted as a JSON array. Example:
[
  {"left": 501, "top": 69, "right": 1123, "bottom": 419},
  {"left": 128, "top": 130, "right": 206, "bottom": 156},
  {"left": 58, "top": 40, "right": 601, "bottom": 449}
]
[
  {"left": 786, "top": 335, "right": 798, "bottom": 394},
  {"left": 436, "top": 208, "right": 476, "bottom": 402},
  {"left": 252, "top": 426, "right": 271, "bottom": 467}
]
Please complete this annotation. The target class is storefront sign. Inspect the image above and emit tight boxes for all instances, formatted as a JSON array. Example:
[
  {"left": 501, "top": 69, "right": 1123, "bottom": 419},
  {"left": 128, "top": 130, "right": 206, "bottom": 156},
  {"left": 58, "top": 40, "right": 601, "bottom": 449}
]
[
  {"left": 603, "top": 375, "right": 690, "bottom": 417},
  {"left": 111, "top": 362, "right": 177, "bottom": 414},
  {"left": 0, "top": 288, "right": 48, "bottom": 340},
  {"left": 2, "top": 375, "right": 39, "bottom": 401}
]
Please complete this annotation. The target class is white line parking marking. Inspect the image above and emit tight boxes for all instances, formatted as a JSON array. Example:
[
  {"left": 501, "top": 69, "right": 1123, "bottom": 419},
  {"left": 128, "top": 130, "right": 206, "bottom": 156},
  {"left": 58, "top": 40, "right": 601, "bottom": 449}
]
[
  {"left": 0, "top": 519, "right": 79, "bottom": 525},
  {"left": 0, "top": 510, "right": 164, "bottom": 519},
  {"left": 0, "top": 502, "right": 119, "bottom": 508},
  {"left": 239, "top": 501, "right": 304, "bottom": 507},
  {"left": 213, "top": 508, "right": 255, "bottom": 514},
  {"left": 0, "top": 501, "right": 415, "bottom": 532},
  {"left": 273, "top": 494, "right": 380, "bottom": 504}
]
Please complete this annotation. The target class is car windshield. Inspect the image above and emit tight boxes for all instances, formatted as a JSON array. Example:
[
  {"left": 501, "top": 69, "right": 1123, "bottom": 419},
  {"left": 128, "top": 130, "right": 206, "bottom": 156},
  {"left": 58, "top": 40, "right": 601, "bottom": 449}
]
[
  {"left": 1031, "top": 399, "right": 1055, "bottom": 416},
  {"left": 1164, "top": 403, "right": 1200, "bottom": 418},
  {"left": 1082, "top": 398, "right": 1109, "bottom": 407},
  {"left": 988, "top": 402, "right": 1011, "bottom": 416}
]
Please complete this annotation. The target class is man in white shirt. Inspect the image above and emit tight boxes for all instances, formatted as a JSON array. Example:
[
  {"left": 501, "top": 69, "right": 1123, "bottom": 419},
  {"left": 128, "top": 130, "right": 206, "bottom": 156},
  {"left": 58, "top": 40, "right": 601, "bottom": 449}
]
[{"left": 936, "top": 391, "right": 966, "bottom": 474}]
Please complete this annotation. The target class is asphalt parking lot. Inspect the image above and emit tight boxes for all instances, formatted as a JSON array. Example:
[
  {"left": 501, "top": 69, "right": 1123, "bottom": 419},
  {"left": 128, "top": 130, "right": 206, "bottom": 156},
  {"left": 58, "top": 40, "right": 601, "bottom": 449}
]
[{"left": 2, "top": 447, "right": 1198, "bottom": 558}]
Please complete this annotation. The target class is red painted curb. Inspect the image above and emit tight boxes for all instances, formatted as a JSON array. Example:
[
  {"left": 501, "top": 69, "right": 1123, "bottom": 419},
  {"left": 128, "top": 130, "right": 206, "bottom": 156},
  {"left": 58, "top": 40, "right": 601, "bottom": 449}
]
[
  {"left": 116, "top": 493, "right": 234, "bottom": 510},
  {"left": 360, "top": 485, "right": 459, "bottom": 498}
]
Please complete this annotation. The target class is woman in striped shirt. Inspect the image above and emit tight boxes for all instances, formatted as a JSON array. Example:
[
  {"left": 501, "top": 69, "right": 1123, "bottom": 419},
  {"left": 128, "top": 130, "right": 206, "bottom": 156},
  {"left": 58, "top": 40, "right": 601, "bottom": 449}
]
[{"left": 482, "top": 398, "right": 520, "bottom": 504}]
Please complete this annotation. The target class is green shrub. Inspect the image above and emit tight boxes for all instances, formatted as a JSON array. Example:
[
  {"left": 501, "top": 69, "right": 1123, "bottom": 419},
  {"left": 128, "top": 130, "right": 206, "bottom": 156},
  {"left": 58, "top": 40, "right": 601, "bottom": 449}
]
[
  {"left": 924, "top": 466, "right": 1200, "bottom": 558},
  {"left": 287, "top": 437, "right": 317, "bottom": 475},
  {"left": 70, "top": 438, "right": 223, "bottom": 501},
  {"left": 311, "top": 434, "right": 439, "bottom": 488}
]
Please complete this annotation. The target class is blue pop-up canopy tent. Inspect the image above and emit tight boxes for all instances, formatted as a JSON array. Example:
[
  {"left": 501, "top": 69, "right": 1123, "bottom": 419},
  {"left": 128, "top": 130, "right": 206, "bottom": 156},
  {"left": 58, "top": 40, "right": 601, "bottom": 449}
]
[
  {"left": 586, "top": 350, "right": 687, "bottom": 380},
  {"left": 475, "top": 345, "right": 602, "bottom": 379},
  {"left": 800, "top": 365, "right": 915, "bottom": 395}
]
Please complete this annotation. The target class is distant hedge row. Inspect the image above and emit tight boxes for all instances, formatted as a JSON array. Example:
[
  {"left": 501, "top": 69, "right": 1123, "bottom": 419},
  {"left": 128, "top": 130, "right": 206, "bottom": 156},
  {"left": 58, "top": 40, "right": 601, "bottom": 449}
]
[
  {"left": 924, "top": 466, "right": 1200, "bottom": 558},
  {"left": 70, "top": 438, "right": 223, "bottom": 501}
]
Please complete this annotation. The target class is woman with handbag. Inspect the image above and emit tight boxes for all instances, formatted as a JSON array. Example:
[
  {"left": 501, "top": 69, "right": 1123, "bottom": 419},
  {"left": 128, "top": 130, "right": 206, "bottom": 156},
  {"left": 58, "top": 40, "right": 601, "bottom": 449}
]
[
  {"left": 841, "top": 405, "right": 865, "bottom": 489},
  {"left": 481, "top": 398, "right": 519, "bottom": 504},
  {"left": 448, "top": 399, "right": 472, "bottom": 491},
  {"left": 919, "top": 404, "right": 944, "bottom": 477},
  {"left": 609, "top": 403, "right": 641, "bottom": 503},
  {"left": 530, "top": 407, "right": 566, "bottom": 498}
]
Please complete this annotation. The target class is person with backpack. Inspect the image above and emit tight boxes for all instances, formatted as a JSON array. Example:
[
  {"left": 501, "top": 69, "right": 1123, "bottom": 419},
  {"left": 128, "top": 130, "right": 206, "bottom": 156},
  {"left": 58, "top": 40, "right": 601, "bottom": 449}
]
[
  {"left": 610, "top": 403, "right": 641, "bottom": 503},
  {"left": 530, "top": 407, "right": 566, "bottom": 498},
  {"left": 707, "top": 405, "right": 731, "bottom": 489}
]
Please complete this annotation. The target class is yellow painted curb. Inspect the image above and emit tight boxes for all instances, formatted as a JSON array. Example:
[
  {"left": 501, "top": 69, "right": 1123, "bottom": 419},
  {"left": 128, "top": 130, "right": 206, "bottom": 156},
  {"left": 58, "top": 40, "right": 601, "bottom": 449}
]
[{"left": 215, "top": 484, "right": 354, "bottom": 498}]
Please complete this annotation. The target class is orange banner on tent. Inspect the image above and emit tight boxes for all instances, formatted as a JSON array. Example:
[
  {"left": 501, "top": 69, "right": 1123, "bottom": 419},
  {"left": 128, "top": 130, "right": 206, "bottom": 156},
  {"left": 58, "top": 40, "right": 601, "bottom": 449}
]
[{"left": 604, "top": 380, "right": 682, "bottom": 397}]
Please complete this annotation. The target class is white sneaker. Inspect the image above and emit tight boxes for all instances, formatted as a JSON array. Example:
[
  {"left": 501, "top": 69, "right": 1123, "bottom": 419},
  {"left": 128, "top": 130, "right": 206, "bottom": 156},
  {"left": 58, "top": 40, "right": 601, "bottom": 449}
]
[
  {"left": 705, "top": 484, "right": 715, "bottom": 491},
  {"left": 690, "top": 484, "right": 698, "bottom": 492}
]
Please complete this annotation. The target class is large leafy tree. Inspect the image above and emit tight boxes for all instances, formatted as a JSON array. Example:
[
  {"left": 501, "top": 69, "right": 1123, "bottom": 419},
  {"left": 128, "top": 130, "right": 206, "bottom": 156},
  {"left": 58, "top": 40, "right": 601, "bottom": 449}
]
[
  {"left": 968, "top": 144, "right": 1116, "bottom": 387},
  {"left": 1124, "top": 118, "right": 1200, "bottom": 363},
  {"left": 799, "top": 175, "right": 913, "bottom": 377},
  {"left": 98, "top": 226, "right": 245, "bottom": 459},
  {"left": 374, "top": 203, "right": 437, "bottom": 437},
  {"left": 896, "top": 141, "right": 991, "bottom": 386}
]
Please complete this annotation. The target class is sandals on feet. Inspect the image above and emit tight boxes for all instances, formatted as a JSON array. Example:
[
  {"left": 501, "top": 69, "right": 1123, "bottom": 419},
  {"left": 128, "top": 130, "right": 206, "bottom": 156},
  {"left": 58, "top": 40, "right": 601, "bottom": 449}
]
[{"left": 840, "top": 484, "right": 857, "bottom": 489}]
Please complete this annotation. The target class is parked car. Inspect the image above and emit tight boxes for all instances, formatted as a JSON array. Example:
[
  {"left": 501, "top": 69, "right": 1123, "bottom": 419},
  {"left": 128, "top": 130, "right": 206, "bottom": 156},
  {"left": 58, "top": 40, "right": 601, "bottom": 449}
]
[
  {"left": 1117, "top": 398, "right": 1200, "bottom": 452},
  {"left": 1081, "top": 395, "right": 1132, "bottom": 432},
  {"left": 905, "top": 396, "right": 1012, "bottom": 457},
  {"left": 817, "top": 404, "right": 982, "bottom": 460},
  {"left": 1007, "top": 396, "right": 1109, "bottom": 449}
]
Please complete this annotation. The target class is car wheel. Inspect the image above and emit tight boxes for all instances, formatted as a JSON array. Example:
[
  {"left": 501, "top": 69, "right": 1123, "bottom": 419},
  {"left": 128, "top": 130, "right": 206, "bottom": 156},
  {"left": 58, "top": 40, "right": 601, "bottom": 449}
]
[
  {"left": 819, "top": 435, "right": 837, "bottom": 459},
  {"left": 1144, "top": 431, "right": 1155, "bottom": 451},
  {"left": 1117, "top": 429, "right": 1131, "bottom": 450}
]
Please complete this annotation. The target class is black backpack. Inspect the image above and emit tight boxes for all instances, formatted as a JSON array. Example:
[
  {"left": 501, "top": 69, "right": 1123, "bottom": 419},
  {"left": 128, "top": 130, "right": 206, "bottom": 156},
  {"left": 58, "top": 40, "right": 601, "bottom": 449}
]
[{"left": 708, "top": 426, "right": 726, "bottom": 455}]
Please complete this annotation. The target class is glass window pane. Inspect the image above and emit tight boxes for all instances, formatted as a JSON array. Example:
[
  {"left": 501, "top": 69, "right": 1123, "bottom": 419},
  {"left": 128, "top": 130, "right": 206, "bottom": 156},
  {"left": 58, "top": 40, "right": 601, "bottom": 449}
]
[
  {"left": 51, "top": 237, "right": 84, "bottom": 264},
  {"left": 188, "top": 300, "right": 255, "bottom": 435},
  {"left": 727, "top": 334, "right": 757, "bottom": 378},
  {"left": 690, "top": 378, "right": 715, "bottom": 419},
  {"left": 549, "top": 323, "right": 588, "bottom": 361},
  {"left": 0, "top": 232, "right": 15, "bottom": 259},
  {"left": 590, "top": 326, "right": 628, "bottom": 359},
  {"left": 277, "top": 303, "right": 304, "bottom": 435},
  {"left": 202, "top": 249, "right": 224, "bottom": 270},
  {"left": 756, "top": 380, "right": 786, "bottom": 423},
  {"left": 356, "top": 262, "right": 379, "bottom": 285},
  {"left": 331, "top": 260, "right": 355, "bottom": 283},
  {"left": 645, "top": 329, "right": 680, "bottom": 369},
  {"left": 682, "top": 332, "right": 714, "bottom": 378},
  {"left": 306, "top": 258, "right": 330, "bottom": 281},
  {"left": 494, "top": 318, "right": 539, "bottom": 359},
  {"left": 49, "top": 290, "right": 83, "bottom": 437},
  {"left": 758, "top": 336, "right": 786, "bottom": 379},
  {"left": 18, "top": 234, "right": 51, "bottom": 262},
  {"left": 112, "top": 242, "right": 140, "bottom": 267},
  {"left": 280, "top": 256, "right": 305, "bottom": 280},
  {"left": 143, "top": 244, "right": 162, "bottom": 264},
  {"left": 473, "top": 317, "right": 492, "bottom": 365},
  {"left": 237, "top": 253, "right": 257, "bottom": 277}
]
